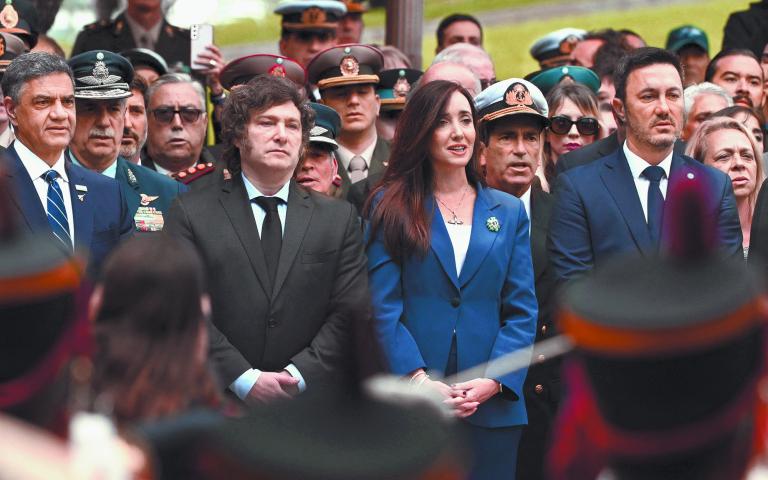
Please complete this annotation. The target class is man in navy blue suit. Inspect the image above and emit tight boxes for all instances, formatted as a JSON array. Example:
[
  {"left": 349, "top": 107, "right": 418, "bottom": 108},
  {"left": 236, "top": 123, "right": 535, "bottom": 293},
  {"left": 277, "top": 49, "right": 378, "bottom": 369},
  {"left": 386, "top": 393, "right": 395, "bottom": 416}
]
[
  {"left": 548, "top": 47, "right": 742, "bottom": 283},
  {"left": 1, "top": 52, "right": 132, "bottom": 276}
]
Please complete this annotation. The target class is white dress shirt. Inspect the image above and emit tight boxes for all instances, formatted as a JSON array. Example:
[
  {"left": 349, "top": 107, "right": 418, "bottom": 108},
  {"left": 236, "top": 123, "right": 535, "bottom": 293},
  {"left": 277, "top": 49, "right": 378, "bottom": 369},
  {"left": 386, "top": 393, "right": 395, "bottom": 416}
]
[
  {"left": 623, "top": 141, "right": 673, "bottom": 222},
  {"left": 444, "top": 222, "right": 472, "bottom": 277},
  {"left": 335, "top": 136, "right": 377, "bottom": 175},
  {"left": 15, "top": 141, "right": 75, "bottom": 245},
  {"left": 230, "top": 175, "right": 306, "bottom": 400}
]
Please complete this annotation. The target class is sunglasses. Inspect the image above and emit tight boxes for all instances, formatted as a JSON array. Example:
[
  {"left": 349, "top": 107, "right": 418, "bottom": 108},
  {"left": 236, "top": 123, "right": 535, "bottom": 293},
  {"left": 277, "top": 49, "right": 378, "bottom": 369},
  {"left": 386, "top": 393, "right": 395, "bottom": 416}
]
[
  {"left": 150, "top": 107, "right": 204, "bottom": 124},
  {"left": 549, "top": 115, "right": 599, "bottom": 136}
]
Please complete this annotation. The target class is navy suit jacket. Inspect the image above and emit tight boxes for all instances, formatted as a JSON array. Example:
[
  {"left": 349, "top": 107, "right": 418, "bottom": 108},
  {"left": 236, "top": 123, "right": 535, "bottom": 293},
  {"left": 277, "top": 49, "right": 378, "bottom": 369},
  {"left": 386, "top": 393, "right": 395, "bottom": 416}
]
[
  {"left": 366, "top": 184, "right": 538, "bottom": 428},
  {"left": 548, "top": 149, "right": 743, "bottom": 283},
  {"left": 2, "top": 143, "right": 133, "bottom": 275}
]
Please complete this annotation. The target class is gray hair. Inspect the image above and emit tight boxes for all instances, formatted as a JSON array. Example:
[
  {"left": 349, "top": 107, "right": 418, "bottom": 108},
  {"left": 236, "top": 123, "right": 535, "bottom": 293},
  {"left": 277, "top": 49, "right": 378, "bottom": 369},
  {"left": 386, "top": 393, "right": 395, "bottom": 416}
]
[
  {"left": 432, "top": 42, "right": 491, "bottom": 66},
  {"left": 683, "top": 82, "right": 733, "bottom": 117},
  {"left": 146, "top": 73, "right": 206, "bottom": 110},
  {"left": 2, "top": 52, "right": 74, "bottom": 103}
]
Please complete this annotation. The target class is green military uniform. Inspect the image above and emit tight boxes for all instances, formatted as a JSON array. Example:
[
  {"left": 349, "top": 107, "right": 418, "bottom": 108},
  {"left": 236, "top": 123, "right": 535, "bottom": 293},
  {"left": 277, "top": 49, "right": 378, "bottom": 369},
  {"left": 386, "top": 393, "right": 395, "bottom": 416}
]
[{"left": 71, "top": 12, "right": 191, "bottom": 69}]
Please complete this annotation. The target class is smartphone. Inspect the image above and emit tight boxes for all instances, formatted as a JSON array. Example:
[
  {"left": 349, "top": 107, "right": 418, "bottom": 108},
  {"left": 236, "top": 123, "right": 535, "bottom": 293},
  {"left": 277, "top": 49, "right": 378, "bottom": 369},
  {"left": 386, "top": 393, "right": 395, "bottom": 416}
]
[{"left": 190, "top": 24, "right": 214, "bottom": 70}]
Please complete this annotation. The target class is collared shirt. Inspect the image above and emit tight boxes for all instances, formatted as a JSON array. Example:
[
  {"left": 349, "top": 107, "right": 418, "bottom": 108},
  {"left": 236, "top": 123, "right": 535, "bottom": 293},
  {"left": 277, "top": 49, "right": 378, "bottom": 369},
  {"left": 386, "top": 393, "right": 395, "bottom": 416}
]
[
  {"left": 124, "top": 13, "right": 163, "bottom": 50},
  {"left": 15, "top": 140, "right": 75, "bottom": 245},
  {"left": 623, "top": 141, "right": 673, "bottom": 222},
  {"left": 153, "top": 162, "right": 173, "bottom": 176},
  {"left": 230, "top": 174, "right": 306, "bottom": 399},
  {"left": 519, "top": 186, "right": 532, "bottom": 235},
  {"left": 68, "top": 151, "right": 118, "bottom": 179},
  {"left": 0, "top": 126, "right": 15, "bottom": 148},
  {"left": 335, "top": 135, "right": 377, "bottom": 174}
]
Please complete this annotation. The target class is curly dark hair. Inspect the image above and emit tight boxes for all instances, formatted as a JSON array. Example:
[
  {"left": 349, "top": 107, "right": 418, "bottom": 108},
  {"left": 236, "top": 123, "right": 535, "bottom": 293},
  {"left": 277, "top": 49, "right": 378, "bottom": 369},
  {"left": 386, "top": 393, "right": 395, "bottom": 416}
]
[{"left": 221, "top": 75, "right": 315, "bottom": 176}]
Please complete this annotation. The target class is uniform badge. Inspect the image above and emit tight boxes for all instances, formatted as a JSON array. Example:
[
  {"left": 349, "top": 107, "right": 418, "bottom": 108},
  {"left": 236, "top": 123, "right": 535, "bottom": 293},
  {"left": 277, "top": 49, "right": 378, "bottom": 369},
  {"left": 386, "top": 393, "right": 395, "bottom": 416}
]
[
  {"left": 269, "top": 58, "right": 287, "bottom": 78},
  {"left": 394, "top": 71, "right": 410, "bottom": 98},
  {"left": 301, "top": 7, "right": 326, "bottom": 25},
  {"left": 75, "top": 184, "right": 87, "bottom": 202},
  {"left": 126, "top": 168, "right": 138, "bottom": 187},
  {"left": 139, "top": 194, "right": 159, "bottom": 206},
  {"left": 340, "top": 55, "right": 359, "bottom": 77},
  {"left": 505, "top": 82, "right": 534, "bottom": 107},
  {"left": 134, "top": 206, "right": 164, "bottom": 232},
  {"left": 77, "top": 52, "right": 121, "bottom": 86},
  {"left": 559, "top": 35, "right": 579, "bottom": 55},
  {"left": 0, "top": 36, "right": 6, "bottom": 57},
  {"left": 0, "top": 1, "right": 19, "bottom": 29}
]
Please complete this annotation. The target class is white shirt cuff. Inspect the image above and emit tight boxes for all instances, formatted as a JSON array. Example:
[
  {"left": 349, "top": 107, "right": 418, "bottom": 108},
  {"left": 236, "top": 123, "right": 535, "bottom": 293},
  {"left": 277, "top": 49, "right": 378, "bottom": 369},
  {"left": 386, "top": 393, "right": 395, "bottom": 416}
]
[
  {"left": 284, "top": 363, "right": 307, "bottom": 392},
  {"left": 229, "top": 368, "right": 262, "bottom": 400}
]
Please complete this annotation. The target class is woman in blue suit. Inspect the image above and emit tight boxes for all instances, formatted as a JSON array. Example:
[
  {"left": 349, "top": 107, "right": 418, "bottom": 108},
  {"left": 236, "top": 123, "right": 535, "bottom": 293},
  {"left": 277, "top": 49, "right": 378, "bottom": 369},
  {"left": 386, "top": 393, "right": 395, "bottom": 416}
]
[{"left": 365, "top": 80, "right": 538, "bottom": 479}]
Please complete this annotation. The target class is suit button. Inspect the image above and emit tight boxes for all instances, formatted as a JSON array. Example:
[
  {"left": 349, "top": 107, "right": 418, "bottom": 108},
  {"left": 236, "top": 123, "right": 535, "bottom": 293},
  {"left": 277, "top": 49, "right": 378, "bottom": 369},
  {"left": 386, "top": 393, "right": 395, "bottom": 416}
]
[
  {"left": 450, "top": 297, "right": 460, "bottom": 308},
  {"left": 535, "top": 384, "right": 544, "bottom": 394},
  {"left": 268, "top": 319, "right": 277, "bottom": 328},
  {"left": 537, "top": 354, "right": 546, "bottom": 362},
  {"left": 541, "top": 325, "right": 548, "bottom": 334}
]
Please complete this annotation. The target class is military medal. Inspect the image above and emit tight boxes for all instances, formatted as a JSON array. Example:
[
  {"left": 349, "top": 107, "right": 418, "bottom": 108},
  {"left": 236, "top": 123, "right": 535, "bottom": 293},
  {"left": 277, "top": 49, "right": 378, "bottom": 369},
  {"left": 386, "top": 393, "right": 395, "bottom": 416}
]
[
  {"left": 134, "top": 206, "right": 164, "bottom": 232},
  {"left": 0, "top": 0, "right": 18, "bottom": 30}
]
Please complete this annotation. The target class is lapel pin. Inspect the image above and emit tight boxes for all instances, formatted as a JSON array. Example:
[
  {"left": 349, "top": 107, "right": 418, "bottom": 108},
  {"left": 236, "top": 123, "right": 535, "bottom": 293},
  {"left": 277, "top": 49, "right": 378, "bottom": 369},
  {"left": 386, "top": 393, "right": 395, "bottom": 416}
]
[
  {"left": 75, "top": 184, "right": 87, "bottom": 202},
  {"left": 486, "top": 216, "right": 500, "bottom": 232},
  {"left": 686, "top": 172, "right": 695, "bottom": 179}
]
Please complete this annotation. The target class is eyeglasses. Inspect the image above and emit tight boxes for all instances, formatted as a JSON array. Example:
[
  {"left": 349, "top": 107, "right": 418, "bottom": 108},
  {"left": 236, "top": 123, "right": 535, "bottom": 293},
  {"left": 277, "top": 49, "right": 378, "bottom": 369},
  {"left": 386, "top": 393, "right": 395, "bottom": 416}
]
[
  {"left": 150, "top": 107, "right": 204, "bottom": 124},
  {"left": 549, "top": 115, "right": 599, "bottom": 136}
]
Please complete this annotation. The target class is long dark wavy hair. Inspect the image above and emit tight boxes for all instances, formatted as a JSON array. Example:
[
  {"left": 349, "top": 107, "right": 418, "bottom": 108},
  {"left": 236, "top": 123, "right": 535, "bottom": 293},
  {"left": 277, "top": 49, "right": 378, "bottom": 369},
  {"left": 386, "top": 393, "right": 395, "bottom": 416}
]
[
  {"left": 365, "top": 80, "right": 483, "bottom": 263},
  {"left": 92, "top": 236, "right": 220, "bottom": 425}
]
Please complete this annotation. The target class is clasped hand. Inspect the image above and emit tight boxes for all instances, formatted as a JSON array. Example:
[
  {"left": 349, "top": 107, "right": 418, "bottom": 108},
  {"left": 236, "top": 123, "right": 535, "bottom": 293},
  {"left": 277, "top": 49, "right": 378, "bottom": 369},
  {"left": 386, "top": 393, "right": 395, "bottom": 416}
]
[
  {"left": 423, "top": 377, "right": 499, "bottom": 418},
  {"left": 245, "top": 370, "right": 299, "bottom": 405}
]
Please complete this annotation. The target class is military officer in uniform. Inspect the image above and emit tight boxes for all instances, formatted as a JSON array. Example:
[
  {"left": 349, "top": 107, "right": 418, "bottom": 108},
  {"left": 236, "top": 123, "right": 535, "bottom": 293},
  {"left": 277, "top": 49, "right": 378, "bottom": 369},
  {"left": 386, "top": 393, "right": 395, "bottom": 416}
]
[
  {"left": 67, "top": 50, "right": 187, "bottom": 233},
  {"left": 336, "top": 0, "right": 367, "bottom": 44},
  {"left": 294, "top": 102, "right": 343, "bottom": 197},
  {"left": 71, "top": 0, "right": 189, "bottom": 69},
  {"left": 0, "top": 0, "right": 39, "bottom": 49},
  {"left": 308, "top": 44, "right": 389, "bottom": 198},
  {"left": 529, "top": 28, "right": 586, "bottom": 72},
  {"left": 274, "top": 0, "right": 346, "bottom": 69}
]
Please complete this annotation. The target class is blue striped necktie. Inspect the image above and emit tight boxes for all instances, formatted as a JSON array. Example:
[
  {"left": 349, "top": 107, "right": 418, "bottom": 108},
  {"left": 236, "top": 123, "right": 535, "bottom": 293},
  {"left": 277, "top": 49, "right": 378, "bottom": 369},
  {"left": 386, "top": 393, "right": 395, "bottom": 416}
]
[{"left": 43, "top": 170, "right": 72, "bottom": 249}]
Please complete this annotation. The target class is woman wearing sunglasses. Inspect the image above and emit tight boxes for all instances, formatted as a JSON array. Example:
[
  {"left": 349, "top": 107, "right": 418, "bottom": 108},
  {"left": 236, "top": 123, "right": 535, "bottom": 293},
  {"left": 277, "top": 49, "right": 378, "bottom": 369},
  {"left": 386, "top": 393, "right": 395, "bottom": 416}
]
[{"left": 540, "top": 83, "right": 603, "bottom": 190}]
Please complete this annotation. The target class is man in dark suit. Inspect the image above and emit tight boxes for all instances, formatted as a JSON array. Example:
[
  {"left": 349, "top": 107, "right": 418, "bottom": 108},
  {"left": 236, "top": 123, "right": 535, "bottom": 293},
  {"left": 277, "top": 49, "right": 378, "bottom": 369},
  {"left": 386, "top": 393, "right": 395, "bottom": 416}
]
[
  {"left": 474, "top": 77, "right": 559, "bottom": 480},
  {"left": 549, "top": 47, "right": 742, "bottom": 284},
  {"left": 749, "top": 179, "right": 768, "bottom": 279},
  {"left": 66, "top": 50, "right": 187, "bottom": 233},
  {"left": 165, "top": 75, "right": 369, "bottom": 404},
  {"left": 1, "top": 52, "right": 132, "bottom": 275},
  {"left": 307, "top": 44, "right": 390, "bottom": 198},
  {"left": 722, "top": 1, "right": 768, "bottom": 59},
  {"left": 71, "top": 0, "right": 190, "bottom": 68}
]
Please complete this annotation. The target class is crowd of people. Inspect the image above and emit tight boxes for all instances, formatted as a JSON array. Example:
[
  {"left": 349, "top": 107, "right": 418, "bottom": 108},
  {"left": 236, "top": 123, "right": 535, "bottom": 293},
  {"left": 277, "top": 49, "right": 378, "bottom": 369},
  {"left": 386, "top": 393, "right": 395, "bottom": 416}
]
[{"left": 4, "top": 0, "right": 768, "bottom": 478}]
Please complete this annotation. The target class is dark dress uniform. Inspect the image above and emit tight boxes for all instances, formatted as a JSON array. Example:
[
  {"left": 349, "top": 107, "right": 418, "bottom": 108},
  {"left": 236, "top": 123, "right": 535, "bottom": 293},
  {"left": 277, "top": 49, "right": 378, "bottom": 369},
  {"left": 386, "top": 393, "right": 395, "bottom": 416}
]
[
  {"left": 71, "top": 13, "right": 191, "bottom": 69},
  {"left": 140, "top": 146, "right": 225, "bottom": 191}
]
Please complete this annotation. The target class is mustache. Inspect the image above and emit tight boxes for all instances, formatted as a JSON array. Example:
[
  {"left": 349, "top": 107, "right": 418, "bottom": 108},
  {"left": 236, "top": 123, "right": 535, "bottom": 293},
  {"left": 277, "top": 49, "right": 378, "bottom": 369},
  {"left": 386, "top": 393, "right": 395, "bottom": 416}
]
[
  {"left": 733, "top": 94, "right": 754, "bottom": 107},
  {"left": 89, "top": 127, "right": 116, "bottom": 138},
  {"left": 122, "top": 128, "right": 139, "bottom": 141}
]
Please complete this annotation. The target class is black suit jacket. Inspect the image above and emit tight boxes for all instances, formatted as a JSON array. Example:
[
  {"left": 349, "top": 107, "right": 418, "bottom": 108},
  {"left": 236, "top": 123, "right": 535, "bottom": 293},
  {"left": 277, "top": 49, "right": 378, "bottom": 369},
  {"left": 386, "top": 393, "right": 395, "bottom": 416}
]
[
  {"left": 749, "top": 179, "right": 768, "bottom": 277},
  {"left": 71, "top": 12, "right": 191, "bottom": 68},
  {"left": 722, "top": 1, "right": 768, "bottom": 58},
  {"left": 337, "top": 137, "right": 390, "bottom": 198},
  {"left": 165, "top": 177, "right": 369, "bottom": 388}
]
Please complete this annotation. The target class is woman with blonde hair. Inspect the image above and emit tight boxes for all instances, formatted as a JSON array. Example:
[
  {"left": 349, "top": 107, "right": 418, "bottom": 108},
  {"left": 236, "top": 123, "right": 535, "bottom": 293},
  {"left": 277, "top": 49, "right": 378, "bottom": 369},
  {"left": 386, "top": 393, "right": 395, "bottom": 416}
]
[{"left": 686, "top": 116, "right": 765, "bottom": 259}]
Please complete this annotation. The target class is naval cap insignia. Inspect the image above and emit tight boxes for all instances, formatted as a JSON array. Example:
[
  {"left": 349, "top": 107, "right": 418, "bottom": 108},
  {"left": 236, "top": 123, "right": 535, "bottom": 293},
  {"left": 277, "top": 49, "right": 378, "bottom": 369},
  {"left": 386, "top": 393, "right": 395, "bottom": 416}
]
[
  {"left": 0, "top": 36, "right": 5, "bottom": 57},
  {"left": 301, "top": 7, "right": 326, "bottom": 25},
  {"left": 505, "top": 82, "right": 534, "bottom": 107},
  {"left": 310, "top": 125, "right": 328, "bottom": 136},
  {"left": 340, "top": 55, "right": 359, "bottom": 77},
  {"left": 559, "top": 35, "right": 578, "bottom": 54}
]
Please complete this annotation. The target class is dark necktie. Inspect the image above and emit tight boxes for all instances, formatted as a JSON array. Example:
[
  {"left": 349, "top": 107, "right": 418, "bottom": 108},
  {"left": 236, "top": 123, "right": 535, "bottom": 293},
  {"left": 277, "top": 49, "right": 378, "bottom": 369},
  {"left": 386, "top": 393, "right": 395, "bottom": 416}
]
[
  {"left": 642, "top": 165, "right": 665, "bottom": 247},
  {"left": 254, "top": 196, "right": 283, "bottom": 285},
  {"left": 43, "top": 170, "right": 72, "bottom": 250}
]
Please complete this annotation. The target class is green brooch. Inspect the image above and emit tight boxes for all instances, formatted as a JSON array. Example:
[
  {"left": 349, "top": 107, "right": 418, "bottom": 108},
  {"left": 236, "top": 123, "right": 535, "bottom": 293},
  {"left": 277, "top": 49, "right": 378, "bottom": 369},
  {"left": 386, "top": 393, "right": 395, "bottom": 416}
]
[{"left": 486, "top": 216, "right": 500, "bottom": 232}]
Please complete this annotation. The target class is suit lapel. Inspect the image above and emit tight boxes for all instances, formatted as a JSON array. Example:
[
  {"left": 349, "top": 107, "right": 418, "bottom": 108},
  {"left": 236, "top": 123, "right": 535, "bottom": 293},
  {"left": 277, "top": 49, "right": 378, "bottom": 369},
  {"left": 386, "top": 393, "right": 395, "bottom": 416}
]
[
  {"left": 272, "top": 181, "right": 313, "bottom": 299},
  {"left": 3, "top": 143, "right": 48, "bottom": 233},
  {"left": 427, "top": 195, "right": 460, "bottom": 290},
  {"left": 459, "top": 185, "right": 499, "bottom": 287},
  {"left": 219, "top": 176, "right": 271, "bottom": 296},
  {"left": 600, "top": 149, "right": 654, "bottom": 255},
  {"left": 368, "top": 138, "right": 389, "bottom": 176},
  {"left": 598, "top": 132, "right": 621, "bottom": 157},
  {"left": 65, "top": 161, "right": 93, "bottom": 251}
]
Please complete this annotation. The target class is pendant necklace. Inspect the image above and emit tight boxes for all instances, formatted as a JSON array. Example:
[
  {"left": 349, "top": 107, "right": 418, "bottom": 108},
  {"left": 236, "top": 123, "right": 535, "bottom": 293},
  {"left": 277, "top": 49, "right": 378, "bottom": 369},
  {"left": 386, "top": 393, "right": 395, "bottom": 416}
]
[{"left": 435, "top": 185, "right": 468, "bottom": 225}]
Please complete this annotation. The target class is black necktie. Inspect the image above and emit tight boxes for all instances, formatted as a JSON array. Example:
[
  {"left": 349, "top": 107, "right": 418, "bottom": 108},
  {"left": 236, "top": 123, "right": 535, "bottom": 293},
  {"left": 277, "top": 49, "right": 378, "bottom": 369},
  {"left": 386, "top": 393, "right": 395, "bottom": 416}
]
[
  {"left": 254, "top": 196, "right": 283, "bottom": 285},
  {"left": 642, "top": 165, "right": 665, "bottom": 247}
]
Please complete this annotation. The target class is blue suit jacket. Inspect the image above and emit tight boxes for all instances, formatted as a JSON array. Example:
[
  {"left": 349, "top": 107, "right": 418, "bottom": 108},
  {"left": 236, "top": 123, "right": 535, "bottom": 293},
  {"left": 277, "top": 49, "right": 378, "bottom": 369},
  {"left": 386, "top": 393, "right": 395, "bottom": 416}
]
[
  {"left": 2, "top": 143, "right": 133, "bottom": 275},
  {"left": 548, "top": 149, "right": 743, "bottom": 283},
  {"left": 367, "top": 184, "right": 538, "bottom": 428}
]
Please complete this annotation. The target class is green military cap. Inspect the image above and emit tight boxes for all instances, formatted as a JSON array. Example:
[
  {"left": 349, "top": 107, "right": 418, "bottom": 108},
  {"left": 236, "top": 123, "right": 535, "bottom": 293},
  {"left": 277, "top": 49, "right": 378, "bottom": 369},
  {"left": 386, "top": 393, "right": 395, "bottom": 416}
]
[
  {"left": 309, "top": 102, "right": 341, "bottom": 149},
  {"left": 474, "top": 77, "right": 549, "bottom": 125},
  {"left": 0, "top": 0, "right": 39, "bottom": 48},
  {"left": 666, "top": 25, "right": 709, "bottom": 54},
  {"left": 529, "top": 65, "right": 600, "bottom": 96},
  {"left": 377, "top": 68, "right": 422, "bottom": 112},
  {"left": 529, "top": 27, "right": 586, "bottom": 69},
  {"left": 307, "top": 43, "right": 383, "bottom": 89},
  {"left": 274, "top": 0, "right": 347, "bottom": 33},
  {"left": 0, "top": 32, "right": 26, "bottom": 75},
  {"left": 120, "top": 48, "right": 168, "bottom": 77},
  {"left": 68, "top": 50, "right": 134, "bottom": 100},
  {"left": 220, "top": 54, "right": 306, "bottom": 90}
]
